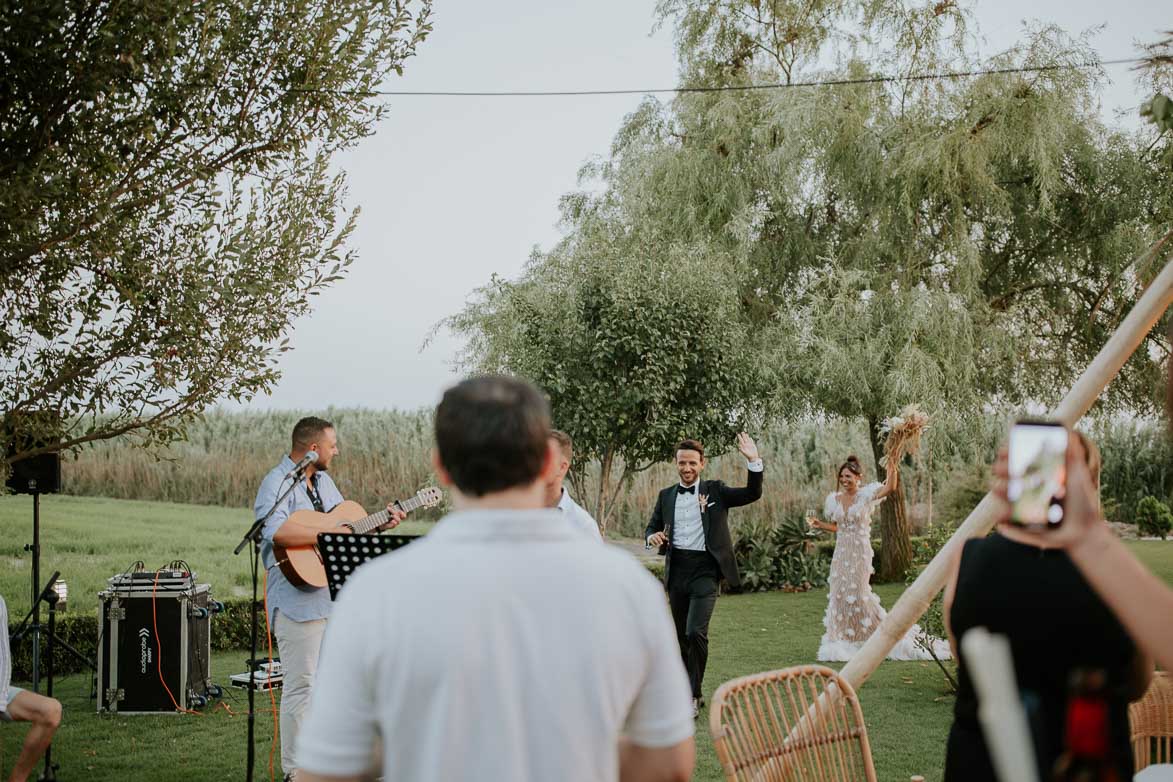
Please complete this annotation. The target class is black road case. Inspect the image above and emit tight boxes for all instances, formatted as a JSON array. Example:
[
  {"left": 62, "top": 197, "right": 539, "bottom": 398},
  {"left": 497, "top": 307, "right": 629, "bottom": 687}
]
[{"left": 97, "top": 584, "right": 214, "bottom": 713}]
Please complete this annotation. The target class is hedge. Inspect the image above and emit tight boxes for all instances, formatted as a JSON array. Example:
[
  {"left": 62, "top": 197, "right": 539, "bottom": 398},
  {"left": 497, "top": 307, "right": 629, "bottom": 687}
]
[
  {"left": 7, "top": 597, "right": 258, "bottom": 681},
  {"left": 8, "top": 560, "right": 669, "bottom": 680}
]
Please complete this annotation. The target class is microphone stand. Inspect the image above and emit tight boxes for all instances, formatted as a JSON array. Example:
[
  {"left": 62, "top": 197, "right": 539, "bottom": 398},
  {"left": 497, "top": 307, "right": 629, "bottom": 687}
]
[
  {"left": 40, "top": 586, "right": 60, "bottom": 781},
  {"left": 234, "top": 469, "right": 306, "bottom": 782}
]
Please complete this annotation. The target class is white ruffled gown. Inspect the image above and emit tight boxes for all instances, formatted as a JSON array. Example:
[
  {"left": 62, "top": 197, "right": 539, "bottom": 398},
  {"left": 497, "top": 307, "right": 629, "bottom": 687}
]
[{"left": 816, "top": 481, "right": 952, "bottom": 662}]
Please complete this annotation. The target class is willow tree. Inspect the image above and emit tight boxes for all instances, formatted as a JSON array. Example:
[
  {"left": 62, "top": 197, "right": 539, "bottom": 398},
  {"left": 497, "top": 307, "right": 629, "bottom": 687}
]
[
  {"left": 1, "top": 0, "right": 432, "bottom": 468},
  {"left": 1141, "top": 32, "right": 1173, "bottom": 166},
  {"left": 571, "top": 0, "right": 1173, "bottom": 577}
]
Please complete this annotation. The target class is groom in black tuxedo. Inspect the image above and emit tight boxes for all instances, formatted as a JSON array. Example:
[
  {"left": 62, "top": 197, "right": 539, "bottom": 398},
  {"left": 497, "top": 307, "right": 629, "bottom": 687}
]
[{"left": 645, "top": 433, "right": 763, "bottom": 717}]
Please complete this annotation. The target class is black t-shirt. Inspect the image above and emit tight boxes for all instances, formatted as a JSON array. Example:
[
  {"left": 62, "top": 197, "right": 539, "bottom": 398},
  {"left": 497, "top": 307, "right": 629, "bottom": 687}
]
[{"left": 945, "top": 533, "right": 1138, "bottom": 781}]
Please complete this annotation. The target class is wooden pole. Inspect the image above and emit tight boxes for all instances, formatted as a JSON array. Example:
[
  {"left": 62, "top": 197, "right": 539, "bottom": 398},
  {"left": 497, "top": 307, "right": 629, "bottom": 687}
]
[{"left": 839, "top": 238, "right": 1173, "bottom": 691}]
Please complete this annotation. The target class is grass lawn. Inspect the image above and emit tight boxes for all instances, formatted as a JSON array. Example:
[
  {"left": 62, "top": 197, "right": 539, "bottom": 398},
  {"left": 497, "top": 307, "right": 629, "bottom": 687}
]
[{"left": 3, "top": 494, "right": 1172, "bottom": 780}]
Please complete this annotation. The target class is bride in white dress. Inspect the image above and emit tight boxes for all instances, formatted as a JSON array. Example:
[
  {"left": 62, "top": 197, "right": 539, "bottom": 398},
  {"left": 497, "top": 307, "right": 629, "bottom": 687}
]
[{"left": 807, "top": 454, "right": 951, "bottom": 662}]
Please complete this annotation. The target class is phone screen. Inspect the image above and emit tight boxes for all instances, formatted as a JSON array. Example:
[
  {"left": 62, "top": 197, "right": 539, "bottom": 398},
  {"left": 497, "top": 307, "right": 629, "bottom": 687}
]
[{"left": 1007, "top": 421, "right": 1068, "bottom": 527}]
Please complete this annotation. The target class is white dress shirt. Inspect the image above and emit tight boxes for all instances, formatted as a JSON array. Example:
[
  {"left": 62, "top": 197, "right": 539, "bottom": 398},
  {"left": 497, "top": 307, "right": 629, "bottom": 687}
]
[
  {"left": 671, "top": 458, "right": 763, "bottom": 551},
  {"left": 557, "top": 487, "right": 602, "bottom": 540}
]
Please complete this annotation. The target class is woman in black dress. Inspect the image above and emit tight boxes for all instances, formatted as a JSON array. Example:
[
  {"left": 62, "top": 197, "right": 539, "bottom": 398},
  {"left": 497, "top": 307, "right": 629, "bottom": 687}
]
[{"left": 942, "top": 432, "right": 1152, "bottom": 781}]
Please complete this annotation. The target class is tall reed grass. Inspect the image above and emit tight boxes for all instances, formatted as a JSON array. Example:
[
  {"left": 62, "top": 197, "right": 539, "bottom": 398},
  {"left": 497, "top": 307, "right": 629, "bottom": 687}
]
[
  {"left": 60, "top": 408, "right": 1016, "bottom": 536},
  {"left": 63, "top": 408, "right": 438, "bottom": 516}
]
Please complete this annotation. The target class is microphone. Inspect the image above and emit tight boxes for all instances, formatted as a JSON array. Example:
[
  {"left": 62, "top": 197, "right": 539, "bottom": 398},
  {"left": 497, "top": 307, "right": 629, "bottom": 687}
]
[{"left": 284, "top": 451, "right": 319, "bottom": 480}]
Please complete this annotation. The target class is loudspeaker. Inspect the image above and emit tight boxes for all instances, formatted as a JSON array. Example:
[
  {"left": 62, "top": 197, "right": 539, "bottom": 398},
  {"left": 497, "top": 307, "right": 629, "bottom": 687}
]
[{"left": 6, "top": 452, "right": 61, "bottom": 494}]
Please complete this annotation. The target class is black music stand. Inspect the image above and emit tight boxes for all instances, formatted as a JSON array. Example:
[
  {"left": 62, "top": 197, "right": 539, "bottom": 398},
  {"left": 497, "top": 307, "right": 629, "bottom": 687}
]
[{"left": 317, "top": 533, "right": 419, "bottom": 600}]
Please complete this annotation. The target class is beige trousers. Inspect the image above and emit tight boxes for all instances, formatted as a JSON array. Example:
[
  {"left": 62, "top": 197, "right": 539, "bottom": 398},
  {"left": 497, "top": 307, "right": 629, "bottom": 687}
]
[{"left": 272, "top": 610, "right": 326, "bottom": 777}]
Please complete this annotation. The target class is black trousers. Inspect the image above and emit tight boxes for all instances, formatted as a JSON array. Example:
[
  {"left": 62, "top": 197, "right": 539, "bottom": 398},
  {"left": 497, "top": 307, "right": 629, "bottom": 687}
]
[{"left": 667, "top": 549, "right": 721, "bottom": 699}]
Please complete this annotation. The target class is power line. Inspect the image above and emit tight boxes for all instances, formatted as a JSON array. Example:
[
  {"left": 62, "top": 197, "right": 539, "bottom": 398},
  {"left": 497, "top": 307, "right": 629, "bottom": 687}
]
[{"left": 294, "top": 56, "right": 1143, "bottom": 98}]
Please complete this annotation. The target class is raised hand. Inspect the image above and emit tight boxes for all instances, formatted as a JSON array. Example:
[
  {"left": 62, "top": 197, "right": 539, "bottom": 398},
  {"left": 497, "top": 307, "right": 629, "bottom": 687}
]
[{"left": 736, "top": 432, "right": 760, "bottom": 462}]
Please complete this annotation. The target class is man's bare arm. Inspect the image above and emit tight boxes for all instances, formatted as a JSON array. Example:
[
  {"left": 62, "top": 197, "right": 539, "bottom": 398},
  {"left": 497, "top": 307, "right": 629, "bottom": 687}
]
[{"left": 619, "top": 737, "right": 695, "bottom": 782}]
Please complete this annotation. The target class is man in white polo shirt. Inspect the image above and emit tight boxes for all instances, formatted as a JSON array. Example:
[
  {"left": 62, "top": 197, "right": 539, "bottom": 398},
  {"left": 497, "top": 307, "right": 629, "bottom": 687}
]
[
  {"left": 547, "top": 428, "right": 602, "bottom": 540},
  {"left": 297, "top": 376, "right": 695, "bottom": 782}
]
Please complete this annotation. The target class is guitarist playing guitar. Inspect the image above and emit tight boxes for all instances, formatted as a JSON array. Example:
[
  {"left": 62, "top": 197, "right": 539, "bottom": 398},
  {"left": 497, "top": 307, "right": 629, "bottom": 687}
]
[{"left": 254, "top": 416, "right": 408, "bottom": 782}]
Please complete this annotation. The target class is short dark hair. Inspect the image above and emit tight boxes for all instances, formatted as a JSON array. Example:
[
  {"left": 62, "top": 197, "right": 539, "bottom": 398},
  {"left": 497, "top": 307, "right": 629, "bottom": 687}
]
[
  {"left": 549, "top": 429, "right": 573, "bottom": 461},
  {"left": 675, "top": 439, "right": 705, "bottom": 459},
  {"left": 292, "top": 416, "right": 334, "bottom": 450},
  {"left": 435, "top": 376, "right": 551, "bottom": 497}
]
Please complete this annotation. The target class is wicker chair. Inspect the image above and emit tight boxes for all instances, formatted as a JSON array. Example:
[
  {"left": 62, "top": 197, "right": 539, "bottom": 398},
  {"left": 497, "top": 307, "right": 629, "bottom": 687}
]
[
  {"left": 709, "top": 665, "right": 877, "bottom": 782},
  {"left": 1130, "top": 670, "right": 1173, "bottom": 771}
]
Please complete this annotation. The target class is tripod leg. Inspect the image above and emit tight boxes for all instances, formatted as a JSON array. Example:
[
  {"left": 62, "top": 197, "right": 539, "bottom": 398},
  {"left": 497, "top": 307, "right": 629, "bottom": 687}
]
[{"left": 39, "top": 600, "right": 58, "bottom": 781}]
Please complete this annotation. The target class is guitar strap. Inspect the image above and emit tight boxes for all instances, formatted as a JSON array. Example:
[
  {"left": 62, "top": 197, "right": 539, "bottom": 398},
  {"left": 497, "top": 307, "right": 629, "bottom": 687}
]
[{"left": 305, "top": 475, "right": 325, "bottom": 513}]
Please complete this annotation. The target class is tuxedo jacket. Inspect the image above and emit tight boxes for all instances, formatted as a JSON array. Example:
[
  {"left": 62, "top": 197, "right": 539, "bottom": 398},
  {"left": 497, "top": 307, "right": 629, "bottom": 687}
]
[{"left": 644, "top": 468, "right": 763, "bottom": 590}]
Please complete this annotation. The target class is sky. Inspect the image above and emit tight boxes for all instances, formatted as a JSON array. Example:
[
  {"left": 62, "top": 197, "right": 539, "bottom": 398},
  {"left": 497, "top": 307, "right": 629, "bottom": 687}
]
[{"left": 235, "top": 0, "right": 1170, "bottom": 413}]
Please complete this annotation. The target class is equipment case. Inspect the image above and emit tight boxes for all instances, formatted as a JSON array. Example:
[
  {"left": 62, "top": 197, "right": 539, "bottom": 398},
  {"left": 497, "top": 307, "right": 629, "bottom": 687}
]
[{"left": 97, "top": 583, "right": 214, "bottom": 713}]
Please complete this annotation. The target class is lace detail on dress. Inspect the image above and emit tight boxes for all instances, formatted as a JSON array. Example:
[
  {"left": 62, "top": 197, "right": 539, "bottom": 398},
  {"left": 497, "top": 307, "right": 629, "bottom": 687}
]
[{"left": 817, "top": 482, "right": 952, "bottom": 662}]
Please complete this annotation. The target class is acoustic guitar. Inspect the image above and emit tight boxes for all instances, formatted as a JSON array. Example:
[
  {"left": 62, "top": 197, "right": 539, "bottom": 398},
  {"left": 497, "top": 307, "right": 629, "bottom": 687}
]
[{"left": 273, "top": 487, "right": 442, "bottom": 588}]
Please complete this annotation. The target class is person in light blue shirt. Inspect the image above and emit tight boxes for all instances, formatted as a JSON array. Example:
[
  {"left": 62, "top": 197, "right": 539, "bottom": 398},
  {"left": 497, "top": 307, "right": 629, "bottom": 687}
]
[{"left": 253, "top": 416, "right": 405, "bottom": 782}]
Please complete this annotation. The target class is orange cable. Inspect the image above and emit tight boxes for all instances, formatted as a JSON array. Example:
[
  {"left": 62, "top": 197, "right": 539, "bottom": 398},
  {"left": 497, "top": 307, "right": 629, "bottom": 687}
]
[
  {"left": 263, "top": 569, "right": 279, "bottom": 782},
  {"left": 152, "top": 570, "right": 202, "bottom": 716}
]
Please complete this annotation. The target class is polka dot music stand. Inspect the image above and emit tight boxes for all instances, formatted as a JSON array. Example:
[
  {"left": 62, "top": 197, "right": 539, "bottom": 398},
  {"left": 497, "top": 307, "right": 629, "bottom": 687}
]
[{"left": 317, "top": 533, "right": 420, "bottom": 601}]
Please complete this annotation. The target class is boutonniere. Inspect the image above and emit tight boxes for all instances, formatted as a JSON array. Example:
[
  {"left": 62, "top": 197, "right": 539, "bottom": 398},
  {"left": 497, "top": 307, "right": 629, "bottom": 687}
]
[{"left": 698, "top": 493, "right": 709, "bottom": 511}]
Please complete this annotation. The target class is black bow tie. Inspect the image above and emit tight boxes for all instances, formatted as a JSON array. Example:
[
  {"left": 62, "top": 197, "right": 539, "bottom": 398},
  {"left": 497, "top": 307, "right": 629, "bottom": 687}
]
[{"left": 678, "top": 485, "right": 696, "bottom": 495}]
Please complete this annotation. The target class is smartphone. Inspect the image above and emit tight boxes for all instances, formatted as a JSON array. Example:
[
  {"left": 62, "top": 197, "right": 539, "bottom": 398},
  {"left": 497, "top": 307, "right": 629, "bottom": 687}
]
[{"left": 1007, "top": 419, "right": 1069, "bottom": 527}]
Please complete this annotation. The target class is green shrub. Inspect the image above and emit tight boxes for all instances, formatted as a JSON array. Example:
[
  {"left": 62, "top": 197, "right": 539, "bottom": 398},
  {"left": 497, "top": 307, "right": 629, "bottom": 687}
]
[
  {"left": 8, "top": 610, "right": 100, "bottom": 681},
  {"left": 933, "top": 465, "right": 990, "bottom": 529},
  {"left": 1136, "top": 495, "right": 1173, "bottom": 539},
  {"left": 733, "top": 514, "right": 828, "bottom": 592},
  {"left": 911, "top": 520, "right": 957, "bottom": 568},
  {"left": 1093, "top": 419, "right": 1173, "bottom": 522},
  {"left": 8, "top": 564, "right": 670, "bottom": 679}
]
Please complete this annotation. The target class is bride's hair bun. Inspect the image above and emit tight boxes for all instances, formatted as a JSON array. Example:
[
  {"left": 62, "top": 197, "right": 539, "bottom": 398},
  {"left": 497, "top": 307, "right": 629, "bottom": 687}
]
[{"left": 839, "top": 455, "right": 864, "bottom": 477}]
